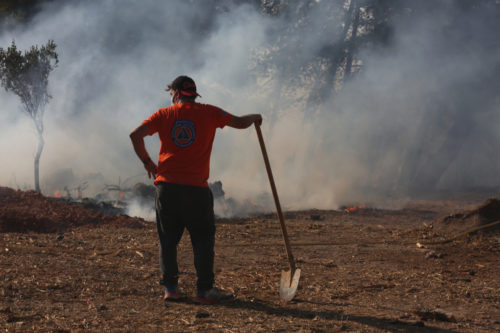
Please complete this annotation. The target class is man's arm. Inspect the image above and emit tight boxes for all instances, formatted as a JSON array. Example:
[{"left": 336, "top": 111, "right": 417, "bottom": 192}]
[
  {"left": 227, "top": 114, "right": 262, "bottom": 129},
  {"left": 130, "top": 124, "right": 157, "bottom": 179}
]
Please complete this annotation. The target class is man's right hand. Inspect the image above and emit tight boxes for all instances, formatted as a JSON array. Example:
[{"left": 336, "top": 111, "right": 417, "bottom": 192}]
[
  {"left": 253, "top": 114, "right": 263, "bottom": 127},
  {"left": 228, "top": 113, "right": 263, "bottom": 129}
]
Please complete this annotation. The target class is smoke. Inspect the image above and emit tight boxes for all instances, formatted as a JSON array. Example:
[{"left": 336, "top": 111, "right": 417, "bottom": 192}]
[
  {"left": 1, "top": 1, "right": 499, "bottom": 217},
  {"left": 332, "top": 2, "right": 500, "bottom": 200},
  {"left": 126, "top": 198, "right": 156, "bottom": 222}
]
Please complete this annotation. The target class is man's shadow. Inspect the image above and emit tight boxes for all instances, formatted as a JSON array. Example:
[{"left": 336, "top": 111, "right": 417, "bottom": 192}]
[{"left": 198, "top": 297, "right": 460, "bottom": 333}]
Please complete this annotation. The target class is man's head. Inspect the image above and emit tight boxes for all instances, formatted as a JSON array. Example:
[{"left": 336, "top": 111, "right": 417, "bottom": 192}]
[{"left": 167, "top": 75, "right": 201, "bottom": 103}]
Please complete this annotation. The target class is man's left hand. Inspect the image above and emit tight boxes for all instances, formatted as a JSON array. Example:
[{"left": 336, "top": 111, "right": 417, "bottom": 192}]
[{"left": 143, "top": 157, "right": 158, "bottom": 179}]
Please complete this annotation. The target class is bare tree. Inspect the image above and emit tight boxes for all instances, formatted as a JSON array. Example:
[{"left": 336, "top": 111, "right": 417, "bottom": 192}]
[{"left": 0, "top": 40, "right": 58, "bottom": 192}]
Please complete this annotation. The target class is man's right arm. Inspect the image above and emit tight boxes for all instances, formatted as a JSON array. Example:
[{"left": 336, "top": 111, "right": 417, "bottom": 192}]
[{"left": 227, "top": 114, "right": 262, "bottom": 129}]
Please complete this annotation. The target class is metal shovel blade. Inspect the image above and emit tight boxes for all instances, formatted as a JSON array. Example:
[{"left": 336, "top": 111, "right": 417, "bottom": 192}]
[{"left": 279, "top": 268, "right": 301, "bottom": 301}]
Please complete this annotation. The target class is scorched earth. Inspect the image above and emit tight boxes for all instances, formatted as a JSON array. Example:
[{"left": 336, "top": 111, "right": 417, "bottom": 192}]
[{"left": 1, "top": 186, "right": 499, "bottom": 332}]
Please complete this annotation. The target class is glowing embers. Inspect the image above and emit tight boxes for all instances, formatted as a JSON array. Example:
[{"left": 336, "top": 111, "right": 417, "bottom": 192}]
[{"left": 342, "top": 205, "right": 366, "bottom": 214}]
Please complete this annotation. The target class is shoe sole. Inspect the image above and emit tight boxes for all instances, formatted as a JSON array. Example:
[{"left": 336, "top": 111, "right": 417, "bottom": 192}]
[{"left": 164, "top": 293, "right": 186, "bottom": 301}]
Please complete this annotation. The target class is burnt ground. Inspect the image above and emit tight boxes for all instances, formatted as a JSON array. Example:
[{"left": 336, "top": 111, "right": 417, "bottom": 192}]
[{"left": 0, "top": 187, "right": 499, "bottom": 332}]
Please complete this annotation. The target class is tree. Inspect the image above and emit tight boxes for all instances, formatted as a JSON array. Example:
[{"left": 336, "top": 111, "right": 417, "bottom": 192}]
[
  {"left": 0, "top": 0, "right": 51, "bottom": 27},
  {"left": 0, "top": 40, "right": 58, "bottom": 192}
]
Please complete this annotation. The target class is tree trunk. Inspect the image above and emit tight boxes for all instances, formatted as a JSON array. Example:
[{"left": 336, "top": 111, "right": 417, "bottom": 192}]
[
  {"left": 344, "top": 1, "right": 360, "bottom": 81},
  {"left": 307, "top": 0, "right": 358, "bottom": 106},
  {"left": 34, "top": 128, "right": 44, "bottom": 193}
]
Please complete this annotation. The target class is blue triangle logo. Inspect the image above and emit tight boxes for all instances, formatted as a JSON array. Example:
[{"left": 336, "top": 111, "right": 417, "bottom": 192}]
[{"left": 178, "top": 128, "right": 189, "bottom": 139}]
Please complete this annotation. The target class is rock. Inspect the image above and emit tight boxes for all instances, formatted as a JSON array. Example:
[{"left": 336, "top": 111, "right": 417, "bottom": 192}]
[
  {"left": 195, "top": 311, "right": 210, "bottom": 318},
  {"left": 425, "top": 251, "right": 443, "bottom": 259},
  {"left": 413, "top": 308, "right": 456, "bottom": 322}
]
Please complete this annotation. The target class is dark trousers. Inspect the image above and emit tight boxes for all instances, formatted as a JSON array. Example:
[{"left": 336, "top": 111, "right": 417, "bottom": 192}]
[{"left": 155, "top": 182, "right": 215, "bottom": 291}]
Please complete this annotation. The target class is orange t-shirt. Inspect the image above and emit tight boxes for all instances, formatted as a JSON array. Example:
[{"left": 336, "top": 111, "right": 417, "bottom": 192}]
[{"left": 142, "top": 102, "right": 233, "bottom": 187}]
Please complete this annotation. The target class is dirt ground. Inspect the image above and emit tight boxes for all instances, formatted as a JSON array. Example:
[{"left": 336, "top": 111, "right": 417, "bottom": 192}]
[{"left": 1, "top": 187, "right": 499, "bottom": 332}]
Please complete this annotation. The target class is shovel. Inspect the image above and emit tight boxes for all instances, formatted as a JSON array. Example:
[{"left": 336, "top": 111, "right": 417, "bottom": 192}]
[{"left": 255, "top": 123, "right": 301, "bottom": 301}]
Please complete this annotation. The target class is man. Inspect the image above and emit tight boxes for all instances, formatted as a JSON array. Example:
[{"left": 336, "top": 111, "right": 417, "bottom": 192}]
[{"left": 130, "top": 75, "right": 262, "bottom": 303}]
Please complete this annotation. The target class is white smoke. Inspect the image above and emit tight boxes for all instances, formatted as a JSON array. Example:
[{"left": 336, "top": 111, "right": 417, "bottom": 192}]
[{"left": 1, "top": 1, "right": 499, "bottom": 217}]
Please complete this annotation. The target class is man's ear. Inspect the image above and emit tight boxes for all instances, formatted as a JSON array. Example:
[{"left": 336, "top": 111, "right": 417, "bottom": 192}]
[{"left": 172, "top": 90, "right": 179, "bottom": 104}]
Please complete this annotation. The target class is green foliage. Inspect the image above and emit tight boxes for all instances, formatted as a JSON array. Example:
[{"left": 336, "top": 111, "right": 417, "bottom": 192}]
[
  {"left": 0, "top": 39, "right": 58, "bottom": 193},
  {"left": 0, "top": 39, "right": 58, "bottom": 119}
]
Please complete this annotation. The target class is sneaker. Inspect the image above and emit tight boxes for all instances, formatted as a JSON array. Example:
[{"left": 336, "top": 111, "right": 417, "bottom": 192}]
[
  {"left": 163, "top": 286, "right": 185, "bottom": 301},
  {"left": 194, "top": 287, "right": 233, "bottom": 304}
]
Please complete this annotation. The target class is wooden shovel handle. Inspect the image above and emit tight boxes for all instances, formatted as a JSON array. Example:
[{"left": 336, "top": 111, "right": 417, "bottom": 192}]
[{"left": 254, "top": 123, "right": 296, "bottom": 272}]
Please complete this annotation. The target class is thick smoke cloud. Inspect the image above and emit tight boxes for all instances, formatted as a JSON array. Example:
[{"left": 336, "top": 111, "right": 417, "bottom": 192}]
[
  {"left": 1, "top": 1, "right": 499, "bottom": 217},
  {"left": 331, "top": 2, "right": 500, "bottom": 201}
]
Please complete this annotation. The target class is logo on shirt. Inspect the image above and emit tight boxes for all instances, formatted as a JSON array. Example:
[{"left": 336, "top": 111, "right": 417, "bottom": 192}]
[{"left": 171, "top": 120, "right": 196, "bottom": 148}]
